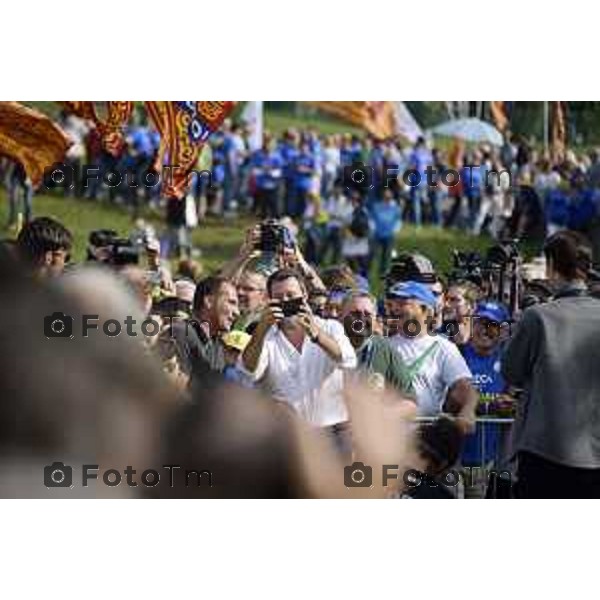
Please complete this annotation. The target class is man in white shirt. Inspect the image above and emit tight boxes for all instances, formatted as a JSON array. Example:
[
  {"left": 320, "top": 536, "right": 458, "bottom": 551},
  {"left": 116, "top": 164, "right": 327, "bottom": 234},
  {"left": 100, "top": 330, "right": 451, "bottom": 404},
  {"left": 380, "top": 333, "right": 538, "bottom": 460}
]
[
  {"left": 386, "top": 281, "right": 477, "bottom": 434},
  {"left": 241, "top": 268, "right": 357, "bottom": 430}
]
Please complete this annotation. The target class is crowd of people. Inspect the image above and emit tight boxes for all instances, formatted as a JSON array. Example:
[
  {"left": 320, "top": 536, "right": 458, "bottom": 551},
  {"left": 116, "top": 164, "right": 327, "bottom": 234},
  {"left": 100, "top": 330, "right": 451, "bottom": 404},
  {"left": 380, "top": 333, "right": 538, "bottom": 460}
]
[
  {"left": 3, "top": 109, "right": 600, "bottom": 498},
  {"left": 4, "top": 112, "right": 600, "bottom": 269},
  {"left": 2, "top": 200, "right": 600, "bottom": 497}
]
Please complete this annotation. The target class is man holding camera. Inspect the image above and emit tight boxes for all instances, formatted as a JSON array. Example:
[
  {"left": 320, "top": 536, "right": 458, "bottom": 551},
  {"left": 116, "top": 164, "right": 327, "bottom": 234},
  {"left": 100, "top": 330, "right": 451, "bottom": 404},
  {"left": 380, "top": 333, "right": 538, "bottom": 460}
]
[
  {"left": 241, "top": 268, "right": 357, "bottom": 432},
  {"left": 502, "top": 231, "right": 600, "bottom": 498}
]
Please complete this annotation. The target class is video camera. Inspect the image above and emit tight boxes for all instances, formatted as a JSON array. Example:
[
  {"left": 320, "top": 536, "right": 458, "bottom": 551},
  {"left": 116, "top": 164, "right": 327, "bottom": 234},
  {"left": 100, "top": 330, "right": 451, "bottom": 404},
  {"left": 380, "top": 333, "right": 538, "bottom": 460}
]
[
  {"left": 383, "top": 252, "right": 437, "bottom": 293},
  {"left": 87, "top": 229, "right": 140, "bottom": 267},
  {"left": 448, "top": 250, "right": 484, "bottom": 287},
  {"left": 448, "top": 239, "right": 523, "bottom": 317}
]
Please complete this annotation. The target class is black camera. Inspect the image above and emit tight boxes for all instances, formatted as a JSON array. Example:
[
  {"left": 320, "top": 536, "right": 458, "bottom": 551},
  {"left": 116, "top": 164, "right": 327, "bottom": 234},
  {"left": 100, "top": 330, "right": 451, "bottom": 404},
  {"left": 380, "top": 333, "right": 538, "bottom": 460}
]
[
  {"left": 448, "top": 250, "right": 484, "bottom": 286},
  {"left": 280, "top": 297, "right": 305, "bottom": 318},
  {"left": 343, "top": 161, "right": 373, "bottom": 191},
  {"left": 485, "top": 239, "right": 520, "bottom": 268},
  {"left": 256, "top": 220, "right": 291, "bottom": 254},
  {"left": 44, "top": 462, "right": 73, "bottom": 488},
  {"left": 344, "top": 461, "right": 373, "bottom": 488},
  {"left": 108, "top": 238, "right": 140, "bottom": 267},
  {"left": 384, "top": 252, "right": 437, "bottom": 292},
  {"left": 87, "top": 229, "right": 119, "bottom": 262},
  {"left": 44, "top": 312, "right": 74, "bottom": 338},
  {"left": 43, "top": 162, "right": 75, "bottom": 190},
  {"left": 343, "top": 312, "right": 373, "bottom": 339}
]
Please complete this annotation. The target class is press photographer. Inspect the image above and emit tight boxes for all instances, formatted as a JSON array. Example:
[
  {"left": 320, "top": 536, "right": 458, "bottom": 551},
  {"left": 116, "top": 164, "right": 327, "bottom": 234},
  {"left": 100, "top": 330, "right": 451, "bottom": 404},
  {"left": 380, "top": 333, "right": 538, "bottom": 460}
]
[{"left": 502, "top": 230, "right": 600, "bottom": 498}]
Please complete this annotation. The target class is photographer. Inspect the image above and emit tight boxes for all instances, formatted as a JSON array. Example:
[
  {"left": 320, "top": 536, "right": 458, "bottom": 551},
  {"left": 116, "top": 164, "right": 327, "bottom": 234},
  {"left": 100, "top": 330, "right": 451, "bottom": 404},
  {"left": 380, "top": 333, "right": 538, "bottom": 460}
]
[
  {"left": 241, "top": 268, "right": 357, "bottom": 434},
  {"left": 339, "top": 291, "right": 414, "bottom": 397},
  {"left": 502, "top": 230, "right": 600, "bottom": 498}
]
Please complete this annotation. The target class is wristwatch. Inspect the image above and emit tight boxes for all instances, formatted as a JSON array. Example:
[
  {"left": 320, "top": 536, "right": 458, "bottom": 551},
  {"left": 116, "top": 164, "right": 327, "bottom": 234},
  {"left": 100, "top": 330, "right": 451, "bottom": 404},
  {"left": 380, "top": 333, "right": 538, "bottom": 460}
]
[{"left": 309, "top": 329, "right": 320, "bottom": 344}]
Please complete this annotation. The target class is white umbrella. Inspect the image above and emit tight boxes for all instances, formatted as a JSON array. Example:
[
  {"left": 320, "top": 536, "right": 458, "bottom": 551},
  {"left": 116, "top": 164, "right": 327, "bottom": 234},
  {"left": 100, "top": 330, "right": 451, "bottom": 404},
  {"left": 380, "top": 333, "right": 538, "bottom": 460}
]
[{"left": 430, "top": 117, "right": 504, "bottom": 146}]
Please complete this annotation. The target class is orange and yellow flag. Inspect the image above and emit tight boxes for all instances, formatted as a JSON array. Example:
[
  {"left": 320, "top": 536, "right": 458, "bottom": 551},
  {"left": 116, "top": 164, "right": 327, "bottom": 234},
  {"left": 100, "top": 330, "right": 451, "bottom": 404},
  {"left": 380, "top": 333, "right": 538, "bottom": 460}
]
[
  {"left": 489, "top": 101, "right": 509, "bottom": 132},
  {"left": 0, "top": 101, "right": 71, "bottom": 188},
  {"left": 305, "top": 101, "right": 397, "bottom": 139},
  {"left": 162, "top": 101, "right": 235, "bottom": 199}
]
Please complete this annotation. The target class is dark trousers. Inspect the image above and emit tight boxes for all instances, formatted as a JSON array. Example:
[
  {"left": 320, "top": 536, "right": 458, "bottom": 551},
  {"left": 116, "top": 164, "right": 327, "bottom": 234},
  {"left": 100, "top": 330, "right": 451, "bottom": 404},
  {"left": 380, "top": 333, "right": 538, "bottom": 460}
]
[
  {"left": 515, "top": 451, "right": 600, "bottom": 499},
  {"left": 255, "top": 187, "right": 279, "bottom": 219},
  {"left": 372, "top": 236, "right": 394, "bottom": 276}
]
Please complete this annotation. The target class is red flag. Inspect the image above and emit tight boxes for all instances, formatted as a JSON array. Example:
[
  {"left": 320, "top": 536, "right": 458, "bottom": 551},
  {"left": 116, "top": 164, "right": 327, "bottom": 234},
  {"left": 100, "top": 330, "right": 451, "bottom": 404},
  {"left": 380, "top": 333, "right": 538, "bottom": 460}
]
[
  {"left": 163, "top": 101, "right": 235, "bottom": 199},
  {"left": 0, "top": 101, "right": 71, "bottom": 188},
  {"left": 61, "top": 101, "right": 133, "bottom": 156},
  {"left": 144, "top": 101, "right": 169, "bottom": 170}
]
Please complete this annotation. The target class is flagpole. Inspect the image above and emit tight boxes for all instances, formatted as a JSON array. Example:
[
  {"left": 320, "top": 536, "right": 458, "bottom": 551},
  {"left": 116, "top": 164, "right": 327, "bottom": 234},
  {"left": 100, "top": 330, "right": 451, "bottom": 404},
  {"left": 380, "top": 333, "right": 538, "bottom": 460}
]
[{"left": 543, "top": 101, "right": 549, "bottom": 152}]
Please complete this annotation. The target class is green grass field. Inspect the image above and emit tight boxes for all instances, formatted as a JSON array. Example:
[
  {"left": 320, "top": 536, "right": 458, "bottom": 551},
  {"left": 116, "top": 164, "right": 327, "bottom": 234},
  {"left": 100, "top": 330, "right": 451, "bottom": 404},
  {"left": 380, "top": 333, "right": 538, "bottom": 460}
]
[{"left": 0, "top": 189, "right": 501, "bottom": 283}]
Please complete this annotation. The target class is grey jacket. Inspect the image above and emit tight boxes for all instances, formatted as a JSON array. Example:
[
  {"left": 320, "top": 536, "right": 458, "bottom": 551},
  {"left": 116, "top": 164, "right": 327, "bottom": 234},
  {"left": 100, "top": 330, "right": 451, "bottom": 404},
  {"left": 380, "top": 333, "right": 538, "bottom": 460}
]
[{"left": 502, "top": 285, "right": 600, "bottom": 468}]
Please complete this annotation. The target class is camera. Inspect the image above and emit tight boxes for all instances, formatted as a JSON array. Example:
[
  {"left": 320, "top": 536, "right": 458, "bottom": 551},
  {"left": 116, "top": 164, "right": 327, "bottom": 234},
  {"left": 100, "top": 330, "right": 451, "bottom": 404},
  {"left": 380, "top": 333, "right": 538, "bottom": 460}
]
[
  {"left": 448, "top": 250, "right": 483, "bottom": 286},
  {"left": 108, "top": 238, "right": 140, "bottom": 267},
  {"left": 256, "top": 219, "right": 292, "bottom": 254},
  {"left": 343, "top": 312, "right": 373, "bottom": 339},
  {"left": 384, "top": 252, "right": 437, "bottom": 292},
  {"left": 343, "top": 161, "right": 373, "bottom": 191},
  {"left": 87, "top": 229, "right": 118, "bottom": 262},
  {"left": 44, "top": 462, "right": 73, "bottom": 488},
  {"left": 344, "top": 461, "right": 373, "bottom": 488},
  {"left": 44, "top": 312, "right": 74, "bottom": 338},
  {"left": 43, "top": 162, "right": 75, "bottom": 190},
  {"left": 280, "top": 297, "right": 305, "bottom": 318}
]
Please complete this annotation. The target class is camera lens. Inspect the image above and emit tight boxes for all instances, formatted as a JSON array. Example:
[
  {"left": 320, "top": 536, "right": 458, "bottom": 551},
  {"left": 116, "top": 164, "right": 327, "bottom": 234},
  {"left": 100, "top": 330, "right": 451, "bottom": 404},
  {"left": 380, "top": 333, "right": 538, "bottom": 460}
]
[
  {"left": 351, "top": 469, "right": 365, "bottom": 485},
  {"left": 351, "top": 319, "right": 364, "bottom": 334},
  {"left": 51, "top": 319, "right": 65, "bottom": 334},
  {"left": 51, "top": 469, "right": 65, "bottom": 485}
]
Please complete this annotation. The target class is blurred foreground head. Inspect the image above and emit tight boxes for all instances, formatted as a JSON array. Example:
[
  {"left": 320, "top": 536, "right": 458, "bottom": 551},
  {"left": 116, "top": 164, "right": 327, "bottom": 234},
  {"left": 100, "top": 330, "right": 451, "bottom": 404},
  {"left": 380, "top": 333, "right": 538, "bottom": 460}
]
[
  {"left": 0, "top": 256, "right": 177, "bottom": 497},
  {"left": 16, "top": 216, "right": 73, "bottom": 278}
]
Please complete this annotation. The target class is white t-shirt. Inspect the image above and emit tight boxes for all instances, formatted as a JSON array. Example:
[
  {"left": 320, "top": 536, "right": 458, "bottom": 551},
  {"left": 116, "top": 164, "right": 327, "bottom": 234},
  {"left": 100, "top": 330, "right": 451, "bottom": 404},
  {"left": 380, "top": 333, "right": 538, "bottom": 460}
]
[
  {"left": 388, "top": 334, "right": 472, "bottom": 416},
  {"left": 242, "top": 317, "right": 357, "bottom": 426}
]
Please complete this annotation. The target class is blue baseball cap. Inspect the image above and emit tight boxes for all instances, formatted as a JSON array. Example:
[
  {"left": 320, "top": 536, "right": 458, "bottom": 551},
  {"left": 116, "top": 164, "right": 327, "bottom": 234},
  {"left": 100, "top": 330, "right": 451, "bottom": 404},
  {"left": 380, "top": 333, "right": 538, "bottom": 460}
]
[
  {"left": 386, "top": 281, "right": 436, "bottom": 308},
  {"left": 474, "top": 301, "right": 510, "bottom": 323}
]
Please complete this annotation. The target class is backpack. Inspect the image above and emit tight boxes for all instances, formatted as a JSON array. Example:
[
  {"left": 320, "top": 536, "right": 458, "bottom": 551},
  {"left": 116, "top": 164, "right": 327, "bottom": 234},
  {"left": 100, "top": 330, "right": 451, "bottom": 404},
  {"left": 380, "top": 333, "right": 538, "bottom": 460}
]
[{"left": 349, "top": 206, "right": 370, "bottom": 238}]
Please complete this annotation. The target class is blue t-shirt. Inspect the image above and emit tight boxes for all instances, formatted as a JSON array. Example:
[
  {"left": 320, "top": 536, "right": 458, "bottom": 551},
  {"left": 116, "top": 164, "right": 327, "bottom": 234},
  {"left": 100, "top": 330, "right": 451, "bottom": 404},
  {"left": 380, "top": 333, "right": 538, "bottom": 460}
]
[
  {"left": 129, "top": 127, "right": 154, "bottom": 158},
  {"left": 569, "top": 188, "right": 600, "bottom": 230},
  {"left": 545, "top": 189, "right": 571, "bottom": 226},
  {"left": 252, "top": 150, "right": 283, "bottom": 190},
  {"left": 461, "top": 343, "right": 507, "bottom": 465},
  {"left": 293, "top": 152, "right": 316, "bottom": 191},
  {"left": 409, "top": 147, "right": 433, "bottom": 187},
  {"left": 210, "top": 141, "right": 227, "bottom": 185},
  {"left": 461, "top": 165, "right": 483, "bottom": 197},
  {"left": 371, "top": 200, "right": 401, "bottom": 240},
  {"left": 278, "top": 142, "right": 299, "bottom": 179}
]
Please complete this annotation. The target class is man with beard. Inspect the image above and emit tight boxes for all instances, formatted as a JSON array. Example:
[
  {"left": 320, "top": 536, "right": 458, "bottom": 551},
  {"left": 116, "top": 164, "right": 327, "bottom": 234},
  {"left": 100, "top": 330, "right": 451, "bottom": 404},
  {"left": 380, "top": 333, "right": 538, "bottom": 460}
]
[{"left": 386, "top": 281, "right": 477, "bottom": 434}]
